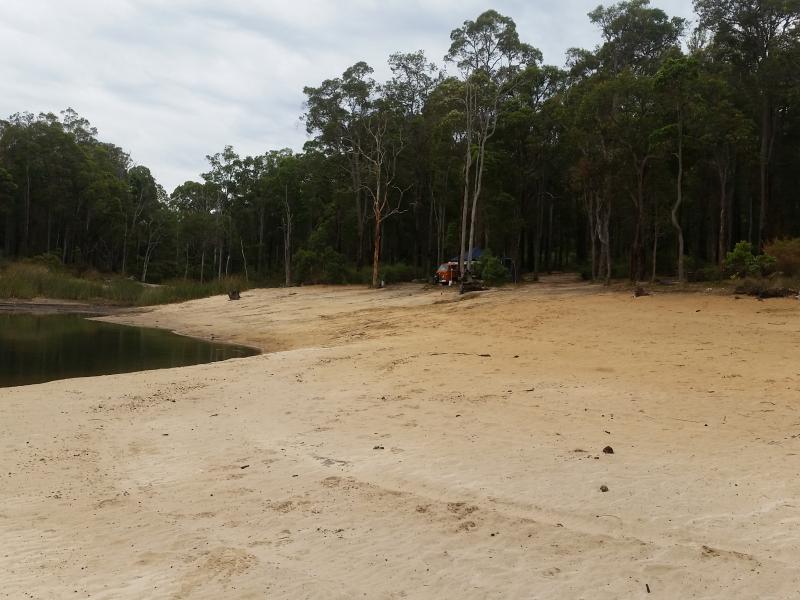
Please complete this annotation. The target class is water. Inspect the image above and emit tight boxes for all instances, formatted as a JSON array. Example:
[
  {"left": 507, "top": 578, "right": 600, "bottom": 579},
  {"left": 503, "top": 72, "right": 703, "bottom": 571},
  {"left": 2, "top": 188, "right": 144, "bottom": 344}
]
[{"left": 0, "top": 313, "right": 259, "bottom": 388}]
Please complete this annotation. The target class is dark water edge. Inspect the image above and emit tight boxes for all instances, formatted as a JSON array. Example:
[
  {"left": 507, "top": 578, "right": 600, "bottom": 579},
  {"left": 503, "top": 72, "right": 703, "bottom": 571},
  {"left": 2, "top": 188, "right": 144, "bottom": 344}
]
[{"left": 0, "top": 313, "right": 259, "bottom": 388}]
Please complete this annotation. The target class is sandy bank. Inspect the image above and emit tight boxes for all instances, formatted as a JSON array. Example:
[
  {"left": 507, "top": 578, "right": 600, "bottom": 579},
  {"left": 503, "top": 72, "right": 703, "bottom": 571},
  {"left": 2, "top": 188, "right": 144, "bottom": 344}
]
[{"left": 2, "top": 277, "right": 799, "bottom": 598}]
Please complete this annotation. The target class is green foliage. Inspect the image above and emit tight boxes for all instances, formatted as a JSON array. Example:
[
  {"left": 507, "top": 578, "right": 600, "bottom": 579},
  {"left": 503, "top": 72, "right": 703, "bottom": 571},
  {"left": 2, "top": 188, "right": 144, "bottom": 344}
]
[
  {"left": 4, "top": 4, "right": 800, "bottom": 290},
  {"left": 724, "top": 241, "right": 776, "bottom": 278},
  {"left": 687, "top": 264, "right": 723, "bottom": 282},
  {"left": 134, "top": 277, "right": 251, "bottom": 306},
  {"left": 0, "top": 263, "right": 104, "bottom": 300},
  {"left": 293, "top": 247, "right": 350, "bottom": 284},
  {"left": 477, "top": 251, "right": 510, "bottom": 284},
  {"left": 380, "top": 263, "right": 418, "bottom": 284},
  {"left": 764, "top": 238, "right": 800, "bottom": 276},
  {"left": 0, "top": 261, "right": 249, "bottom": 306}
]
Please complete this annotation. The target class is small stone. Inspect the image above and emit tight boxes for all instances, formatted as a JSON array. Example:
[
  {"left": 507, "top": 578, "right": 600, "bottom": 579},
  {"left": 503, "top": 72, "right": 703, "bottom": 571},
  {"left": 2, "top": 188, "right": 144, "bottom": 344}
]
[
  {"left": 602, "top": 446, "right": 614, "bottom": 454},
  {"left": 600, "top": 485, "right": 609, "bottom": 493}
]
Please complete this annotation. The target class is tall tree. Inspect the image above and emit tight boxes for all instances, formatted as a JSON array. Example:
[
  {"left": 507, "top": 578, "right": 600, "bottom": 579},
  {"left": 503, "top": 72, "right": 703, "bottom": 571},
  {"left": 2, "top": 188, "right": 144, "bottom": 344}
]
[
  {"left": 446, "top": 10, "right": 540, "bottom": 278},
  {"left": 695, "top": 0, "right": 800, "bottom": 246}
]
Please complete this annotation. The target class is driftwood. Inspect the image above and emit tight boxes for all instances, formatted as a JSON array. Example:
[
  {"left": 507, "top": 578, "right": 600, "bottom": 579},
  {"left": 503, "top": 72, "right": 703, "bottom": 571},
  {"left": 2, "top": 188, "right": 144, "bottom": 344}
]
[{"left": 228, "top": 290, "right": 241, "bottom": 301}]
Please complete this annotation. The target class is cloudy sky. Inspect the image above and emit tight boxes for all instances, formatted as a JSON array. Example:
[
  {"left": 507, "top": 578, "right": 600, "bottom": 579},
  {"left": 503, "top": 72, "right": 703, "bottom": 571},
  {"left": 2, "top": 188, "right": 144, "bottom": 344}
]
[{"left": 0, "top": 0, "right": 694, "bottom": 191}]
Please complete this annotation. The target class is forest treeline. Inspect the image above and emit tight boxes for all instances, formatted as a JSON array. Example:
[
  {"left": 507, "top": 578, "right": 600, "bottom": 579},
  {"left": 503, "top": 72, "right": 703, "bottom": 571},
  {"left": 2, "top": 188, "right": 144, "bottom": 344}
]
[{"left": 2, "top": 0, "right": 800, "bottom": 287}]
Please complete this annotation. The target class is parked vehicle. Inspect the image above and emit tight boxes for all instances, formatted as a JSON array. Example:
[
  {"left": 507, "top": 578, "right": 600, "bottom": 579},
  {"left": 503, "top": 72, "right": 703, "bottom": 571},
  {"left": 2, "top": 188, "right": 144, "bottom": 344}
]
[{"left": 434, "top": 261, "right": 460, "bottom": 285}]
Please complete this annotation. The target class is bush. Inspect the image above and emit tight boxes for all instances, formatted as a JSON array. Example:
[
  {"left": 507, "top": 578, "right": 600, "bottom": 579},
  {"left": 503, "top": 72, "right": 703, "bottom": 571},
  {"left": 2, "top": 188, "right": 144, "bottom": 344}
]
[
  {"left": 724, "top": 241, "right": 776, "bottom": 278},
  {"left": 0, "top": 263, "right": 103, "bottom": 300},
  {"left": 134, "top": 277, "right": 251, "bottom": 305},
  {"left": 30, "top": 252, "right": 65, "bottom": 271},
  {"left": 293, "top": 247, "right": 349, "bottom": 284},
  {"left": 380, "top": 262, "right": 417, "bottom": 284},
  {"left": 477, "top": 250, "right": 510, "bottom": 285},
  {"left": 764, "top": 238, "right": 800, "bottom": 276},
  {"left": 0, "top": 261, "right": 251, "bottom": 306},
  {"left": 686, "top": 258, "right": 723, "bottom": 282}
]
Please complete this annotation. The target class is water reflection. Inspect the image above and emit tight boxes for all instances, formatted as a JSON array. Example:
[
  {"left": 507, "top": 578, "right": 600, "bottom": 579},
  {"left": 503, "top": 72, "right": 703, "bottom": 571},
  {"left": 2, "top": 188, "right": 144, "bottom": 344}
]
[{"left": 0, "top": 314, "right": 258, "bottom": 388}]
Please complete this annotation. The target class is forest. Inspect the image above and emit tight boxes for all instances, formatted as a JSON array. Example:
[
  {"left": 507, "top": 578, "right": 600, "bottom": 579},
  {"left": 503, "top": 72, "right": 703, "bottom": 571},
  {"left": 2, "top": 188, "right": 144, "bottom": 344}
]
[{"left": 2, "top": 0, "right": 800, "bottom": 289}]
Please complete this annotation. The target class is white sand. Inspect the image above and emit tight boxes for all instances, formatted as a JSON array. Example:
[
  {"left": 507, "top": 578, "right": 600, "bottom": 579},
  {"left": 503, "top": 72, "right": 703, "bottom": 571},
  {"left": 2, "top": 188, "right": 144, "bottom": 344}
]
[{"left": 2, "top": 278, "right": 799, "bottom": 598}]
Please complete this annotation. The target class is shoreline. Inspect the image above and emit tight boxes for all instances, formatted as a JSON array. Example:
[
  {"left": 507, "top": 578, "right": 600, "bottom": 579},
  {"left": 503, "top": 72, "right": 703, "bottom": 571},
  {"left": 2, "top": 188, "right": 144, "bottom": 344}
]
[{"left": 0, "top": 298, "right": 131, "bottom": 316}]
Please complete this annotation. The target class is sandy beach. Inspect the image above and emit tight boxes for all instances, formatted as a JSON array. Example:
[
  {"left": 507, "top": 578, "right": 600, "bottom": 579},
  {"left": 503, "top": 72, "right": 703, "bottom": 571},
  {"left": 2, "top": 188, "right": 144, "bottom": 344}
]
[{"left": 2, "top": 277, "right": 799, "bottom": 599}]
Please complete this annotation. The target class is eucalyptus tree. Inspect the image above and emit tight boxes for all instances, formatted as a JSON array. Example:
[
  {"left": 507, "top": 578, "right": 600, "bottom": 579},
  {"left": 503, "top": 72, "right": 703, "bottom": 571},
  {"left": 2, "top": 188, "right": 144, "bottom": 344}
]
[
  {"left": 695, "top": 0, "right": 800, "bottom": 247},
  {"left": 385, "top": 50, "right": 441, "bottom": 268},
  {"left": 348, "top": 96, "right": 407, "bottom": 288},
  {"left": 202, "top": 146, "right": 242, "bottom": 278},
  {"left": 586, "top": 0, "right": 685, "bottom": 281},
  {"left": 170, "top": 180, "right": 216, "bottom": 281},
  {"left": 304, "top": 63, "right": 376, "bottom": 266},
  {"left": 690, "top": 50, "right": 755, "bottom": 263},
  {"left": 445, "top": 10, "right": 540, "bottom": 278}
]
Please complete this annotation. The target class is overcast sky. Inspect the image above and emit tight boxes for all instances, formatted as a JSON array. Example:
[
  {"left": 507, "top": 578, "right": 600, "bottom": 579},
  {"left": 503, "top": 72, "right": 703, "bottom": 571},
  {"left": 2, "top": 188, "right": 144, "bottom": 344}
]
[{"left": 0, "top": 0, "right": 695, "bottom": 191}]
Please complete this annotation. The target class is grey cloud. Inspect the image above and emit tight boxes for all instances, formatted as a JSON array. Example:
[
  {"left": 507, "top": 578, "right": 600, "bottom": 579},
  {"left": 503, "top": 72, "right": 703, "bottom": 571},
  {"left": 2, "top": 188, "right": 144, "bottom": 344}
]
[{"left": 0, "top": 0, "right": 695, "bottom": 191}]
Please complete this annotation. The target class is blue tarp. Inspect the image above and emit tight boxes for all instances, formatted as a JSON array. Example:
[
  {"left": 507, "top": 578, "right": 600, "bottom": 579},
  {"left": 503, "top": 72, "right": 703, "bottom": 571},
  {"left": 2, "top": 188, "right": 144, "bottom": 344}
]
[{"left": 449, "top": 248, "right": 484, "bottom": 262}]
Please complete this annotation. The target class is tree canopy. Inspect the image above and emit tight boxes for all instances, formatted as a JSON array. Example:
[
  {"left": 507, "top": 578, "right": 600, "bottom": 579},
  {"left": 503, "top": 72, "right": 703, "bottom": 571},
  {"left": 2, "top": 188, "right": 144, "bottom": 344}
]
[{"left": 3, "top": 2, "right": 800, "bottom": 286}]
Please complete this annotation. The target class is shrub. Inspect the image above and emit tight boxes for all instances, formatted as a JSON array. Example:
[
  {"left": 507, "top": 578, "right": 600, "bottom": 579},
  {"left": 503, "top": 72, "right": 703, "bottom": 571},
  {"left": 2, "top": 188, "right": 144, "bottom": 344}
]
[
  {"left": 0, "top": 263, "right": 103, "bottom": 300},
  {"left": 764, "top": 238, "right": 800, "bottom": 276},
  {"left": 380, "top": 263, "right": 417, "bottom": 284},
  {"left": 477, "top": 250, "right": 510, "bottom": 285},
  {"left": 0, "top": 261, "right": 251, "bottom": 306},
  {"left": 724, "top": 241, "right": 776, "bottom": 278},
  {"left": 293, "top": 247, "right": 349, "bottom": 284},
  {"left": 686, "top": 259, "right": 723, "bottom": 282}
]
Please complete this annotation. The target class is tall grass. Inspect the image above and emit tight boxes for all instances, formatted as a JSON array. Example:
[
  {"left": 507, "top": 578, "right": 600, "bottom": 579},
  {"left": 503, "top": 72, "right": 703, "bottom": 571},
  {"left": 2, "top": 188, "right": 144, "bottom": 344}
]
[{"left": 0, "top": 262, "right": 250, "bottom": 306}]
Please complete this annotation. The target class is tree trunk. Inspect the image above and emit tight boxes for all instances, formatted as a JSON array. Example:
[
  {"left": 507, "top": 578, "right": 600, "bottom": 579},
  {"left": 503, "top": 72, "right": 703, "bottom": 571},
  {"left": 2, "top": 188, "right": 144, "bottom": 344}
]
[
  {"left": 757, "top": 100, "right": 773, "bottom": 249},
  {"left": 672, "top": 119, "right": 685, "bottom": 282},
  {"left": 533, "top": 188, "right": 543, "bottom": 281},
  {"left": 240, "top": 238, "right": 249, "bottom": 283},
  {"left": 121, "top": 221, "right": 128, "bottom": 274},
  {"left": 595, "top": 194, "right": 611, "bottom": 285},
  {"left": 372, "top": 216, "right": 382, "bottom": 288},
  {"left": 717, "top": 161, "right": 728, "bottom": 266},
  {"left": 22, "top": 166, "right": 30, "bottom": 256},
  {"left": 458, "top": 112, "right": 472, "bottom": 280},
  {"left": 283, "top": 184, "right": 292, "bottom": 287},
  {"left": 651, "top": 220, "right": 659, "bottom": 283},
  {"left": 467, "top": 135, "right": 487, "bottom": 274},
  {"left": 351, "top": 153, "right": 365, "bottom": 268},
  {"left": 141, "top": 230, "right": 155, "bottom": 283},
  {"left": 257, "top": 205, "right": 265, "bottom": 274},
  {"left": 629, "top": 157, "right": 648, "bottom": 281},
  {"left": 585, "top": 192, "right": 597, "bottom": 282},
  {"left": 459, "top": 83, "right": 474, "bottom": 280}
]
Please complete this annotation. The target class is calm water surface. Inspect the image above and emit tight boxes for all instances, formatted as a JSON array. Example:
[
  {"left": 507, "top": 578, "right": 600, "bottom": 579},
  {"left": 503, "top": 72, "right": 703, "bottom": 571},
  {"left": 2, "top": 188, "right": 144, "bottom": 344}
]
[{"left": 0, "top": 314, "right": 258, "bottom": 388}]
